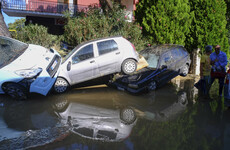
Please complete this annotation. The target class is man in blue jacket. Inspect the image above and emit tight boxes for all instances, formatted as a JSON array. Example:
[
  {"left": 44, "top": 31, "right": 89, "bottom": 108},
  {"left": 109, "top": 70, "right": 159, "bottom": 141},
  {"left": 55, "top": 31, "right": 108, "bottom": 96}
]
[{"left": 210, "top": 45, "right": 228, "bottom": 96}]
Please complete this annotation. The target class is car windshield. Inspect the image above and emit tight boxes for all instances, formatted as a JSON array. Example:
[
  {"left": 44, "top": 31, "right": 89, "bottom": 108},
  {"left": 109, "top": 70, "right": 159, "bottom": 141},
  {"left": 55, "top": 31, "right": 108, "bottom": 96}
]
[
  {"left": 62, "top": 42, "right": 86, "bottom": 63},
  {"left": 0, "top": 36, "right": 28, "bottom": 69},
  {"left": 140, "top": 50, "right": 159, "bottom": 68}
]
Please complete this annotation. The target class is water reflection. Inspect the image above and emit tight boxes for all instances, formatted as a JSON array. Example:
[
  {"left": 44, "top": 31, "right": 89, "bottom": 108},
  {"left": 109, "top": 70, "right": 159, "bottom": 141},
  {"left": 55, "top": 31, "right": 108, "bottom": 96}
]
[
  {"left": 0, "top": 96, "right": 70, "bottom": 149},
  {"left": 55, "top": 100, "right": 137, "bottom": 142},
  {"left": 1, "top": 76, "right": 218, "bottom": 150}
]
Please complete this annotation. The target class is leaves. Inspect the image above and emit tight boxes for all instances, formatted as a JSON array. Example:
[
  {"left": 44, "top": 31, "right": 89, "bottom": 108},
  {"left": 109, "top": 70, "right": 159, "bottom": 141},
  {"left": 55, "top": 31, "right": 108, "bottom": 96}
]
[
  {"left": 63, "top": 3, "right": 149, "bottom": 52},
  {"left": 16, "top": 24, "right": 59, "bottom": 48},
  {"left": 135, "top": 0, "right": 192, "bottom": 49}
]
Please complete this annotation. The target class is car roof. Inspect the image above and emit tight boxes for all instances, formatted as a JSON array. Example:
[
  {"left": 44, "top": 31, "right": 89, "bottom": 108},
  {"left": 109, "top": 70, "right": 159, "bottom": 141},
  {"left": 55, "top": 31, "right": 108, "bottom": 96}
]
[
  {"left": 141, "top": 44, "right": 185, "bottom": 56},
  {"left": 75, "top": 35, "right": 123, "bottom": 48}
]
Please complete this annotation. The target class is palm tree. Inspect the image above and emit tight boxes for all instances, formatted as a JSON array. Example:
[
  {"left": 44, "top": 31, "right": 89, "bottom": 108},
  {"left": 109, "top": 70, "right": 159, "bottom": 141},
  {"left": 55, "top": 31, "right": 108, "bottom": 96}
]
[{"left": 0, "top": 1, "right": 11, "bottom": 37}]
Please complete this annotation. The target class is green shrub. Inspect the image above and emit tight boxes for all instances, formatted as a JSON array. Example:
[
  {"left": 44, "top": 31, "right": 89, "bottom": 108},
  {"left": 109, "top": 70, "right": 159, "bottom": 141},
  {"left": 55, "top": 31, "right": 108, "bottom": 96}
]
[
  {"left": 63, "top": 3, "right": 148, "bottom": 52},
  {"left": 186, "top": 0, "right": 229, "bottom": 55},
  {"left": 135, "top": 0, "right": 192, "bottom": 50},
  {"left": 16, "top": 24, "right": 60, "bottom": 48}
]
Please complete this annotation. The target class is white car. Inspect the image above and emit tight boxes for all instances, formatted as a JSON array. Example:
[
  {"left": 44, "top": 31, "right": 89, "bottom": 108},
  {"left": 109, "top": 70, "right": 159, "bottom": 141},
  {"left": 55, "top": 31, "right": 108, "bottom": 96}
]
[
  {"left": 0, "top": 36, "right": 61, "bottom": 100},
  {"left": 55, "top": 102, "right": 137, "bottom": 142},
  {"left": 53, "top": 36, "right": 139, "bottom": 93}
]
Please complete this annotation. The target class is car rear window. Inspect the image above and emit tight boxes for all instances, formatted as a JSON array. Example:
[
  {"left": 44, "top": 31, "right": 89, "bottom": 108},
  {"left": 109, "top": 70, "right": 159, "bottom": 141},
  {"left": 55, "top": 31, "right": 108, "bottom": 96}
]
[
  {"left": 179, "top": 47, "right": 188, "bottom": 56},
  {"left": 0, "top": 36, "right": 28, "bottom": 69},
  {"left": 97, "top": 40, "right": 118, "bottom": 55}
]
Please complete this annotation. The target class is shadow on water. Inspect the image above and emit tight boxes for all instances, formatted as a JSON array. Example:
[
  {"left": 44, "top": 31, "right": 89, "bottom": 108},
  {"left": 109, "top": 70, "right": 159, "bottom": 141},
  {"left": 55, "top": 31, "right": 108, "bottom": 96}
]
[{"left": 0, "top": 76, "right": 230, "bottom": 150}]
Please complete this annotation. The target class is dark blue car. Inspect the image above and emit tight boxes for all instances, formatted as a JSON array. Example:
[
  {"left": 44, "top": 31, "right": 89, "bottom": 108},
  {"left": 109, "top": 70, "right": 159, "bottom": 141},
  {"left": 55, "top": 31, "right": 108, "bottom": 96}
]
[{"left": 111, "top": 44, "right": 191, "bottom": 94}]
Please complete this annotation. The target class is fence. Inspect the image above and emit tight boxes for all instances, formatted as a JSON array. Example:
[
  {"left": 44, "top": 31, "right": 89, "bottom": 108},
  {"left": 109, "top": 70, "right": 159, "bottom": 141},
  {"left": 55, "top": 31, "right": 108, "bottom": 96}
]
[{"left": 1, "top": 0, "right": 89, "bottom": 14}]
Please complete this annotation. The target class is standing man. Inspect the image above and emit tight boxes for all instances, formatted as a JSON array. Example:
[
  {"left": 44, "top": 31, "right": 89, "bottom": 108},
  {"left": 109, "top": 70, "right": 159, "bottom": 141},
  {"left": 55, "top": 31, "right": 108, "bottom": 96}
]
[
  {"left": 200, "top": 45, "right": 212, "bottom": 97},
  {"left": 210, "top": 45, "right": 228, "bottom": 96}
]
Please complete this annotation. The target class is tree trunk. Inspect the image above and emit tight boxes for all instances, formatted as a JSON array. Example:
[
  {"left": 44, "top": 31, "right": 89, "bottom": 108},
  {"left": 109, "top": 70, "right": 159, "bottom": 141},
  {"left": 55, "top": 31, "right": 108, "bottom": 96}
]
[
  {"left": 0, "top": 2, "right": 11, "bottom": 37},
  {"left": 105, "top": 0, "right": 113, "bottom": 9}
]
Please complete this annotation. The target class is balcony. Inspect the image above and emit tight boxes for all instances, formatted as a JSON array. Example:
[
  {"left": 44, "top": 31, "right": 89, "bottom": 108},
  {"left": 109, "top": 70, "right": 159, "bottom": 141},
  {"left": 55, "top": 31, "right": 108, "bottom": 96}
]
[{"left": 1, "top": 0, "right": 88, "bottom": 18}]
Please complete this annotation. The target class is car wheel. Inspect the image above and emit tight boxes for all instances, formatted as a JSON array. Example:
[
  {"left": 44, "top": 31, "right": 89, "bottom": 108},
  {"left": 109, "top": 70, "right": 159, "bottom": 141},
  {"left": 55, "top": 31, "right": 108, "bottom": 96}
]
[
  {"left": 178, "top": 91, "right": 188, "bottom": 106},
  {"left": 53, "top": 78, "right": 69, "bottom": 93},
  {"left": 148, "top": 81, "right": 157, "bottom": 91},
  {"left": 180, "top": 64, "right": 189, "bottom": 77},
  {"left": 120, "top": 107, "right": 136, "bottom": 124},
  {"left": 2, "top": 83, "right": 27, "bottom": 100},
  {"left": 53, "top": 98, "right": 69, "bottom": 112},
  {"left": 121, "top": 59, "right": 137, "bottom": 75}
]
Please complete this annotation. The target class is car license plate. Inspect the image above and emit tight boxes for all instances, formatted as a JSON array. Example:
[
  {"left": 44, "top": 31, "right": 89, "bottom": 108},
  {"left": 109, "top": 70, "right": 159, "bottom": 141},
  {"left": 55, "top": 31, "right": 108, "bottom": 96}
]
[{"left": 51, "top": 59, "right": 58, "bottom": 70}]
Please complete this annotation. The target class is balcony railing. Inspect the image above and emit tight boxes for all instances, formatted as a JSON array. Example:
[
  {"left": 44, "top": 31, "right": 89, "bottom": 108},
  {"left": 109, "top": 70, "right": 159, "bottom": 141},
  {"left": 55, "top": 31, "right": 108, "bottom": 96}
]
[{"left": 1, "top": 0, "right": 90, "bottom": 15}]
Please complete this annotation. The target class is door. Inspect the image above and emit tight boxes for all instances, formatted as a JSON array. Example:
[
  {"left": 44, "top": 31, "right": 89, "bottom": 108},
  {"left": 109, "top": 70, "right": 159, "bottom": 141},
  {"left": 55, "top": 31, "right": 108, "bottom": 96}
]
[
  {"left": 171, "top": 48, "right": 182, "bottom": 71},
  {"left": 68, "top": 44, "right": 99, "bottom": 85},
  {"left": 95, "top": 39, "right": 122, "bottom": 76},
  {"left": 157, "top": 51, "right": 176, "bottom": 86}
]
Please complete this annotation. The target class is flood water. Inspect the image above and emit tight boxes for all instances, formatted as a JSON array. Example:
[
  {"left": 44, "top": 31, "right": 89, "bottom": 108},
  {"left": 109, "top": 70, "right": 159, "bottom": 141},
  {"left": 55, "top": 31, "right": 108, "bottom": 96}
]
[{"left": 0, "top": 76, "right": 230, "bottom": 150}]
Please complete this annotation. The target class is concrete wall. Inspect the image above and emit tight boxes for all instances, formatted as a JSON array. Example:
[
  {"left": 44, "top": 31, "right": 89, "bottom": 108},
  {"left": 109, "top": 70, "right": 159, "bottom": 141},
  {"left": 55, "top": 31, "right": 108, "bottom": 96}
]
[{"left": 190, "top": 48, "right": 200, "bottom": 75}]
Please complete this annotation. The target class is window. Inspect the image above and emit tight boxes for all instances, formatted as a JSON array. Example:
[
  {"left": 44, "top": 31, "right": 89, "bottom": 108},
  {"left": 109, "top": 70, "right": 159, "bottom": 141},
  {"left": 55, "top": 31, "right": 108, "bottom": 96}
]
[
  {"left": 179, "top": 48, "right": 188, "bottom": 57},
  {"left": 0, "top": 36, "right": 28, "bottom": 69},
  {"left": 171, "top": 49, "right": 181, "bottom": 59},
  {"left": 72, "top": 44, "right": 94, "bottom": 64},
  {"left": 73, "top": 127, "right": 94, "bottom": 137},
  {"left": 141, "top": 53, "right": 159, "bottom": 68},
  {"left": 160, "top": 52, "right": 172, "bottom": 66},
  {"left": 97, "top": 130, "right": 117, "bottom": 140},
  {"left": 97, "top": 40, "right": 118, "bottom": 55}
]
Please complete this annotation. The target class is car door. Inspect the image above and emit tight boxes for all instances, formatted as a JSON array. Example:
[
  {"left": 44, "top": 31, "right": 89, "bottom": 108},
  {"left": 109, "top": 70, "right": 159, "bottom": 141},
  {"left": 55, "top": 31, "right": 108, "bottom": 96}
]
[
  {"left": 157, "top": 51, "right": 177, "bottom": 86},
  {"left": 68, "top": 43, "right": 99, "bottom": 85},
  {"left": 171, "top": 48, "right": 181, "bottom": 71},
  {"left": 95, "top": 39, "right": 122, "bottom": 76}
]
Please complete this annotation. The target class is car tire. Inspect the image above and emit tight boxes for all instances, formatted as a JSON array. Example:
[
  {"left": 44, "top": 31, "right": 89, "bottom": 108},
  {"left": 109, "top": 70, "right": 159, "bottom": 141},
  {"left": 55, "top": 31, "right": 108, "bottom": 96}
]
[
  {"left": 2, "top": 83, "right": 27, "bottom": 100},
  {"left": 53, "top": 77, "right": 69, "bottom": 93},
  {"left": 53, "top": 98, "right": 69, "bottom": 112},
  {"left": 148, "top": 81, "right": 157, "bottom": 91},
  {"left": 178, "top": 91, "right": 188, "bottom": 106},
  {"left": 180, "top": 64, "right": 189, "bottom": 77},
  {"left": 120, "top": 107, "right": 136, "bottom": 124},
  {"left": 121, "top": 59, "right": 137, "bottom": 75}
]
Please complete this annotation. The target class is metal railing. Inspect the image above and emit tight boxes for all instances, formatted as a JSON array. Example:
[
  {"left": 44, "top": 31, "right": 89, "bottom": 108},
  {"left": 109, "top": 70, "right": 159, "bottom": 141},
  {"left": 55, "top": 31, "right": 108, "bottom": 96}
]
[{"left": 1, "top": 0, "right": 89, "bottom": 15}]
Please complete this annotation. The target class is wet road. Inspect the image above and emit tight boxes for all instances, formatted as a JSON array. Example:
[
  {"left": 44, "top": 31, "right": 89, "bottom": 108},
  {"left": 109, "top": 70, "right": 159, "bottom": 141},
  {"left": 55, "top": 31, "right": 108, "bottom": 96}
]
[{"left": 0, "top": 75, "right": 230, "bottom": 150}]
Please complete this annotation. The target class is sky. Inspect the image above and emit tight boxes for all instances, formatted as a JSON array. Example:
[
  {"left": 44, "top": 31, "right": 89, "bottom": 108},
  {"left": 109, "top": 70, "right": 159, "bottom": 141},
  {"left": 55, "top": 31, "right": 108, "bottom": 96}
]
[{"left": 2, "top": 11, "right": 23, "bottom": 26}]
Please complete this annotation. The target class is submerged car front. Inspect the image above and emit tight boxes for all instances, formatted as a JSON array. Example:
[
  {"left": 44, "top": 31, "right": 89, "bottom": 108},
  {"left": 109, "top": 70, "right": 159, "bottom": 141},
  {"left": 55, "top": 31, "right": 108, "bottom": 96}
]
[
  {"left": 113, "top": 49, "right": 162, "bottom": 93},
  {"left": 0, "top": 36, "right": 61, "bottom": 98}
]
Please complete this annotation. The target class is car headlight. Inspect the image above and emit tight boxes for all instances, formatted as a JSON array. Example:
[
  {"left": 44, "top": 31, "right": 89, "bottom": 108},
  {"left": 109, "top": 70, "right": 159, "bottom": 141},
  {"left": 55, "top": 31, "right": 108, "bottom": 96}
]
[{"left": 15, "top": 68, "right": 43, "bottom": 78}]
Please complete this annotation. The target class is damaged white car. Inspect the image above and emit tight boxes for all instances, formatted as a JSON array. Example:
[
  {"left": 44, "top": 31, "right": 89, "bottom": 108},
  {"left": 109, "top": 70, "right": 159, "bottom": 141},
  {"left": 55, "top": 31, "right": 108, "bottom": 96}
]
[
  {"left": 53, "top": 36, "right": 139, "bottom": 93},
  {"left": 0, "top": 36, "right": 61, "bottom": 100}
]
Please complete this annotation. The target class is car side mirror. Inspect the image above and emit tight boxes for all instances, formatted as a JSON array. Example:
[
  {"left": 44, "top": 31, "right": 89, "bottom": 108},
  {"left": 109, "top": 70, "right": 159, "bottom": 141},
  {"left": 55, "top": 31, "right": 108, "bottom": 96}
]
[
  {"left": 67, "top": 61, "right": 71, "bottom": 71},
  {"left": 161, "top": 65, "right": 167, "bottom": 69}
]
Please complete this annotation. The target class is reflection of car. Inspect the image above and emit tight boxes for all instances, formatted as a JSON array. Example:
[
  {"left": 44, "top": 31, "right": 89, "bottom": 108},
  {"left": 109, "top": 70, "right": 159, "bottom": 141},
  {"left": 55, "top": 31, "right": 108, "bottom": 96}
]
[
  {"left": 0, "top": 97, "right": 69, "bottom": 149},
  {"left": 0, "top": 101, "right": 24, "bottom": 142},
  {"left": 111, "top": 44, "right": 191, "bottom": 94},
  {"left": 53, "top": 36, "right": 139, "bottom": 93},
  {"left": 56, "top": 102, "right": 137, "bottom": 142},
  {"left": 112, "top": 82, "right": 189, "bottom": 121},
  {"left": 0, "top": 36, "right": 61, "bottom": 99}
]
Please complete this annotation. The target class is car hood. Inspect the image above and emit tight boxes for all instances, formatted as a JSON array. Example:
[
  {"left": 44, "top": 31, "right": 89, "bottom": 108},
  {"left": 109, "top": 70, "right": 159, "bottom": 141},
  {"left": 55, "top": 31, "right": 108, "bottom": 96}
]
[
  {"left": 118, "top": 67, "right": 157, "bottom": 83},
  {"left": 3, "top": 44, "right": 53, "bottom": 71}
]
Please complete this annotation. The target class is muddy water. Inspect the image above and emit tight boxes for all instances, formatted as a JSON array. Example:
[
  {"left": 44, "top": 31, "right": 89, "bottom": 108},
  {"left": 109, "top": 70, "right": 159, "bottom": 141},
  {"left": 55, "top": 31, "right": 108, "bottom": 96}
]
[{"left": 0, "top": 76, "right": 230, "bottom": 150}]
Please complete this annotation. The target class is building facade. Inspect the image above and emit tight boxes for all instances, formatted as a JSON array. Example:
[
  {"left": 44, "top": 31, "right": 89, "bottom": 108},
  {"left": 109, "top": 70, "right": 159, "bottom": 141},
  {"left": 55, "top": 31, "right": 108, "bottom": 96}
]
[{"left": 1, "top": 0, "right": 138, "bottom": 34}]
